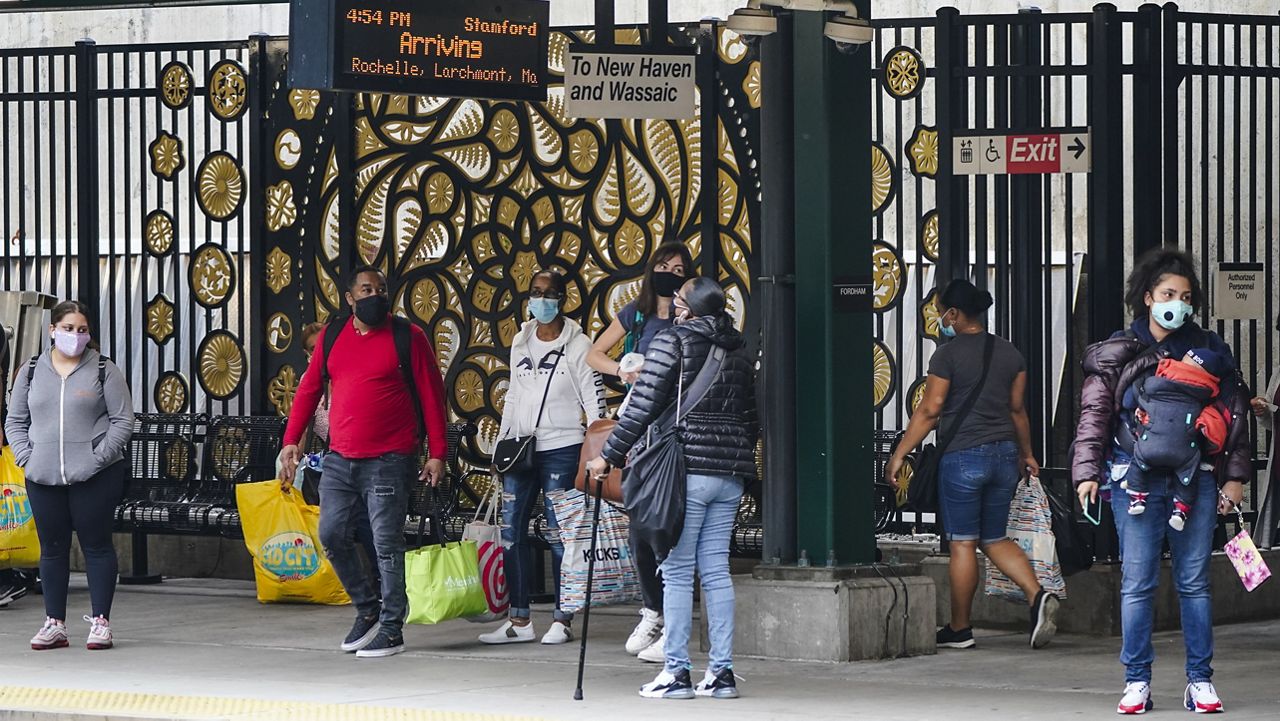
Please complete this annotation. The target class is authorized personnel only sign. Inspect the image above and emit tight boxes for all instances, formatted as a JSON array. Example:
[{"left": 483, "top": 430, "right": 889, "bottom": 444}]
[
  {"left": 565, "top": 48, "right": 696, "bottom": 120},
  {"left": 1214, "top": 263, "right": 1266, "bottom": 320}
]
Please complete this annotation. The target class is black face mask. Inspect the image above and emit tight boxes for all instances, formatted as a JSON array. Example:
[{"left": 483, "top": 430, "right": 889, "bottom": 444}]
[
  {"left": 651, "top": 271, "right": 684, "bottom": 298},
  {"left": 353, "top": 294, "right": 391, "bottom": 326}
]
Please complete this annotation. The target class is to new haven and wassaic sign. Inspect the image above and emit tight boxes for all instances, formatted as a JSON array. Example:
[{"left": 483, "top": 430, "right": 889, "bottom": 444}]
[{"left": 564, "top": 47, "right": 697, "bottom": 120}]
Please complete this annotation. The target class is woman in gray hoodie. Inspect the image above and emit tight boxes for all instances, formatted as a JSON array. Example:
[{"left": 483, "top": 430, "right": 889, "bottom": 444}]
[{"left": 4, "top": 300, "right": 133, "bottom": 651}]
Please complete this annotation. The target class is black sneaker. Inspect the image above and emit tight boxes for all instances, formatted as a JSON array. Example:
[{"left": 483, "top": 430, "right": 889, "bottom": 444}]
[
  {"left": 936, "top": 625, "right": 975, "bottom": 649},
  {"left": 340, "top": 614, "right": 381, "bottom": 652},
  {"left": 0, "top": 583, "right": 29, "bottom": 608},
  {"left": 694, "top": 667, "right": 740, "bottom": 699},
  {"left": 1029, "top": 589, "right": 1060, "bottom": 649},
  {"left": 638, "top": 668, "right": 695, "bottom": 699},
  {"left": 355, "top": 631, "right": 406, "bottom": 659}
]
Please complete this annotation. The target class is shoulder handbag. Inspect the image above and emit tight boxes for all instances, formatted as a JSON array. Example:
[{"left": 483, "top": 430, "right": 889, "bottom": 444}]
[
  {"left": 493, "top": 347, "right": 564, "bottom": 474},
  {"left": 908, "top": 334, "right": 995, "bottom": 513},
  {"left": 576, "top": 419, "right": 624, "bottom": 504},
  {"left": 622, "top": 342, "right": 728, "bottom": 561}
]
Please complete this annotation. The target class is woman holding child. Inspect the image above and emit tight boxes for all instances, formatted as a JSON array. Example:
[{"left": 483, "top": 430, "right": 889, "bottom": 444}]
[{"left": 1072, "top": 249, "right": 1251, "bottom": 714}]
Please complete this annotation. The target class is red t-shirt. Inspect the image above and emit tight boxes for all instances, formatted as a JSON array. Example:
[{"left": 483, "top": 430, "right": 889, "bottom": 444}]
[{"left": 284, "top": 318, "right": 448, "bottom": 460}]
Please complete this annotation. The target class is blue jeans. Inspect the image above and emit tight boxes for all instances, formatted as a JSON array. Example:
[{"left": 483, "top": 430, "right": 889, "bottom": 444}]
[
  {"left": 501, "top": 444, "right": 580, "bottom": 622},
  {"left": 938, "top": 441, "right": 1021, "bottom": 544},
  {"left": 660, "top": 473, "right": 744, "bottom": 674},
  {"left": 318, "top": 452, "right": 415, "bottom": 636},
  {"left": 1110, "top": 467, "right": 1217, "bottom": 684}
]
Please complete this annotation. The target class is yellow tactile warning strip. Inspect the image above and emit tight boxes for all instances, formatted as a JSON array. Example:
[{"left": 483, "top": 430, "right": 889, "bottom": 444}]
[{"left": 0, "top": 686, "right": 553, "bottom": 721}]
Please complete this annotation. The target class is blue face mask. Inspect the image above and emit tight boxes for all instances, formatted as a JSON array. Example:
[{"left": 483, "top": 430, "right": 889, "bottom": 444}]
[
  {"left": 1151, "top": 299, "right": 1193, "bottom": 331},
  {"left": 528, "top": 297, "right": 560, "bottom": 324},
  {"left": 939, "top": 310, "right": 957, "bottom": 338}
]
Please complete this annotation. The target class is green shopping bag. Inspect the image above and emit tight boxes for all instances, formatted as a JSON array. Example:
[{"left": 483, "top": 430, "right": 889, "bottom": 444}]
[{"left": 404, "top": 501, "right": 487, "bottom": 625}]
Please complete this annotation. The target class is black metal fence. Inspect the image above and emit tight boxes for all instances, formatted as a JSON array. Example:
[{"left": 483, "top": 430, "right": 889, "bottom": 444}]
[
  {"left": 1, "top": 40, "right": 259, "bottom": 416},
  {"left": 873, "top": 4, "right": 1278, "bottom": 525}
]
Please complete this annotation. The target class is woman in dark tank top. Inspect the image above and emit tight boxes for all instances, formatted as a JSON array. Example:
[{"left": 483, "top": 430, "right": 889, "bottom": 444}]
[{"left": 885, "top": 280, "right": 1059, "bottom": 652}]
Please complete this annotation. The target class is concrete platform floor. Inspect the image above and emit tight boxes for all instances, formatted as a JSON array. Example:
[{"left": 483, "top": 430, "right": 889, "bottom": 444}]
[{"left": 1, "top": 576, "right": 1278, "bottom": 720}]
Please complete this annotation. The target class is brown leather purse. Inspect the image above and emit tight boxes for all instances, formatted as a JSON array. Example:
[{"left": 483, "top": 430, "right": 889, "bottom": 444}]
[{"left": 576, "top": 419, "right": 624, "bottom": 504}]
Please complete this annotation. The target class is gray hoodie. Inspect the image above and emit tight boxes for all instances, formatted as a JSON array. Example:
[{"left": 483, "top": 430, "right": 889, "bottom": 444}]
[{"left": 4, "top": 349, "right": 134, "bottom": 486}]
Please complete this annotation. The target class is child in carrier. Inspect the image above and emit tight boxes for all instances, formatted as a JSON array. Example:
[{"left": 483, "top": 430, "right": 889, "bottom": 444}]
[{"left": 1122, "top": 348, "right": 1230, "bottom": 531}]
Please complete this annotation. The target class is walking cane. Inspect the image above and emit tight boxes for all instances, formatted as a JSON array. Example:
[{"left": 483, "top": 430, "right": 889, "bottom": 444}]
[{"left": 573, "top": 469, "right": 608, "bottom": 700}]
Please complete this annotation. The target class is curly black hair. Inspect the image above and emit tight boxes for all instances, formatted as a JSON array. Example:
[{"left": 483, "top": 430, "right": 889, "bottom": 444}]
[{"left": 1123, "top": 248, "right": 1202, "bottom": 321}]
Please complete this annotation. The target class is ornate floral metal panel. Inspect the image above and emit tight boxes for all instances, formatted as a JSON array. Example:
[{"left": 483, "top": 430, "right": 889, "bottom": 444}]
[{"left": 258, "top": 28, "right": 760, "bottom": 471}]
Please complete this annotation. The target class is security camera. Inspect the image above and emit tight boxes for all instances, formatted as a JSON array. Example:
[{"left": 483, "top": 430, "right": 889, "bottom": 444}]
[{"left": 726, "top": 7, "right": 778, "bottom": 36}]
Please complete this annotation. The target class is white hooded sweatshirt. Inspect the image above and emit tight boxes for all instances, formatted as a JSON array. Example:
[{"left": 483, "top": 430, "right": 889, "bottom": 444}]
[{"left": 499, "top": 317, "right": 607, "bottom": 452}]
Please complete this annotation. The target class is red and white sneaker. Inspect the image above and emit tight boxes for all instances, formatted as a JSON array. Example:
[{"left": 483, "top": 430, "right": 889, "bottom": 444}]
[
  {"left": 30, "top": 617, "right": 69, "bottom": 650},
  {"left": 85, "top": 615, "right": 113, "bottom": 650},
  {"left": 1117, "top": 682, "right": 1153, "bottom": 715},
  {"left": 1184, "top": 682, "right": 1223, "bottom": 714}
]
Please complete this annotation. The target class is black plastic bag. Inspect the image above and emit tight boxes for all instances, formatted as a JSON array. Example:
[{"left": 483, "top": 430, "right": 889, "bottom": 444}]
[
  {"left": 1043, "top": 476, "right": 1094, "bottom": 576},
  {"left": 623, "top": 428, "right": 686, "bottom": 562},
  {"left": 908, "top": 445, "right": 941, "bottom": 513}
]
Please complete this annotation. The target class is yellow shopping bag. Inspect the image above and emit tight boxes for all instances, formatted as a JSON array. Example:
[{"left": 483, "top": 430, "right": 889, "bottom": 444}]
[
  {"left": 0, "top": 446, "right": 41, "bottom": 569},
  {"left": 235, "top": 480, "right": 350, "bottom": 605}
]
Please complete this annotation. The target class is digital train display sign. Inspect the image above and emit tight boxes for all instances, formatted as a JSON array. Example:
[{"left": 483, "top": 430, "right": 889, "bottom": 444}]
[{"left": 289, "top": 0, "right": 549, "bottom": 101}]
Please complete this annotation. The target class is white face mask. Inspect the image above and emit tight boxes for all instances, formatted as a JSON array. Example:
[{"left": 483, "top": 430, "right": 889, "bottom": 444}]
[{"left": 53, "top": 329, "right": 91, "bottom": 358}]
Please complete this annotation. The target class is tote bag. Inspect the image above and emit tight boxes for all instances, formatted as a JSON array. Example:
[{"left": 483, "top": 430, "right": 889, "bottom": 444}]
[
  {"left": 463, "top": 483, "right": 509, "bottom": 622},
  {"left": 235, "top": 481, "right": 350, "bottom": 605},
  {"left": 404, "top": 501, "right": 488, "bottom": 625},
  {"left": 985, "top": 477, "right": 1067, "bottom": 602},
  {"left": 549, "top": 488, "right": 640, "bottom": 612},
  {"left": 0, "top": 447, "right": 40, "bottom": 569}
]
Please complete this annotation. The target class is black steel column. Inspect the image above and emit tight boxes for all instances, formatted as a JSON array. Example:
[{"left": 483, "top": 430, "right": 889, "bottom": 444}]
[
  {"left": 1161, "top": 2, "right": 1180, "bottom": 251},
  {"left": 698, "top": 23, "right": 718, "bottom": 280},
  {"left": 595, "top": 0, "right": 615, "bottom": 47},
  {"left": 935, "top": 7, "right": 968, "bottom": 284},
  {"left": 758, "top": 12, "right": 797, "bottom": 565},
  {"left": 1087, "top": 3, "right": 1125, "bottom": 342},
  {"left": 247, "top": 34, "right": 270, "bottom": 415},
  {"left": 647, "top": 0, "right": 668, "bottom": 47},
  {"left": 74, "top": 39, "right": 100, "bottom": 329},
  {"left": 1010, "top": 9, "right": 1045, "bottom": 459},
  {"left": 1132, "top": 3, "right": 1162, "bottom": 257}
]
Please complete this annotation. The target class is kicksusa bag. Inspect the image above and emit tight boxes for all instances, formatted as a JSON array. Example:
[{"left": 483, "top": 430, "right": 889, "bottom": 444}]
[
  {"left": 0, "top": 447, "right": 40, "bottom": 569},
  {"left": 235, "top": 481, "right": 350, "bottom": 605},
  {"left": 985, "top": 477, "right": 1067, "bottom": 602},
  {"left": 463, "top": 482, "right": 508, "bottom": 623},
  {"left": 549, "top": 488, "right": 640, "bottom": 612}
]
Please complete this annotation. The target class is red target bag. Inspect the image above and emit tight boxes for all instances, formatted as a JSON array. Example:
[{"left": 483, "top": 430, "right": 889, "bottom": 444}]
[{"left": 463, "top": 481, "right": 508, "bottom": 622}]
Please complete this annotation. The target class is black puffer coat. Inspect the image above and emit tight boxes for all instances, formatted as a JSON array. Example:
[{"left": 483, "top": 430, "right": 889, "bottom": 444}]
[{"left": 602, "top": 313, "right": 758, "bottom": 479}]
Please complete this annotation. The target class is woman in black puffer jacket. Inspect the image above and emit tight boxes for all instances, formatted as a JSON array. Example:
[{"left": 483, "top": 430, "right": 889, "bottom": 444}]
[{"left": 587, "top": 277, "right": 757, "bottom": 701}]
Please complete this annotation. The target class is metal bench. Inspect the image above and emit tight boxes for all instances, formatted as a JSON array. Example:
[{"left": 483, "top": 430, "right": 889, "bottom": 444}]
[{"left": 116, "top": 413, "right": 479, "bottom": 583}]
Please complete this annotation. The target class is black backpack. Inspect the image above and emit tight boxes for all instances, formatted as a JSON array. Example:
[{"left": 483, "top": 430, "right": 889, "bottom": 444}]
[
  {"left": 28, "top": 353, "right": 107, "bottom": 388},
  {"left": 320, "top": 314, "right": 425, "bottom": 439}
]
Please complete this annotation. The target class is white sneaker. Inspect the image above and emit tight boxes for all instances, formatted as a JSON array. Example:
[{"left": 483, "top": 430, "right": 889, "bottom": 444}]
[
  {"left": 1117, "top": 682, "right": 1153, "bottom": 715},
  {"left": 1184, "top": 682, "right": 1223, "bottom": 714},
  {"left": 626, "top": 608, "right": 664, "bottom": 655},
  {"left": 30, "top": 617, "right": 69, "bottom": 651},
  {"left": 638, "top": 629, "right": 666, "bottom": 664},
  {"left": 84, "top": 615, "right": 113, "bottom": 650},
  {"left": 541, "top": 620, "right": 573, "bottom": 645},
  {"left": 638, "top": 668, "right": 695, "bottom": 699},
  {"left": 478, "top": 620, "right": 536, "bottom": 645}
]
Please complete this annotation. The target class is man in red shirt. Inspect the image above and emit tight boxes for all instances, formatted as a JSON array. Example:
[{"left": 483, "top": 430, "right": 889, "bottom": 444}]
[{"left": 279, "top": 266, "right": 448, "bottom": 658}]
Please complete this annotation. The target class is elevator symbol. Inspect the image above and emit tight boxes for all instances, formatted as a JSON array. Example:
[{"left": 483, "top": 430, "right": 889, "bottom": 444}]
[{"left": 960, "top": 139, "right": 974, "bottom": 164}]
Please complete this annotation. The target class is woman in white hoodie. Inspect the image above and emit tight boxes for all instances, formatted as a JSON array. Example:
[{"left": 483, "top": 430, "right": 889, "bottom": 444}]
[{"left": 479, "top": 270, "right": 607, "bottom": 646}]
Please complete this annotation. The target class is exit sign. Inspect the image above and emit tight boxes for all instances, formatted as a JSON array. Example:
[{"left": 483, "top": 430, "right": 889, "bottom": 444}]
[{"left": 952, "top": 129, "right": 1091, "bottom": 175}]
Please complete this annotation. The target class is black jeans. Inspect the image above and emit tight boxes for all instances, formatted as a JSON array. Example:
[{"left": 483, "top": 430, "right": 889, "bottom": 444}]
[
  {"left": 318, "top": 452, "right": 414, "bottom": 636},
  {"left": 631, "top": 523, "right": 664, "bottom": 612},
  {"left": 25, "top": 462, "right": 127, "bottom": 620}
]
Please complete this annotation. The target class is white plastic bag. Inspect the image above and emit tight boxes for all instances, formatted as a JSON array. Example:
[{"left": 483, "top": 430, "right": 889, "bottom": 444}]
[{"left": 985, "top": 477, "right": 1066, "bottom": 602}]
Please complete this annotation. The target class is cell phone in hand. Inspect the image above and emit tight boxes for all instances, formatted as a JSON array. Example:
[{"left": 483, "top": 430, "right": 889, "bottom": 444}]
[{"left": 1082, "top": 493, "right": 1102, "bottom": 526}]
